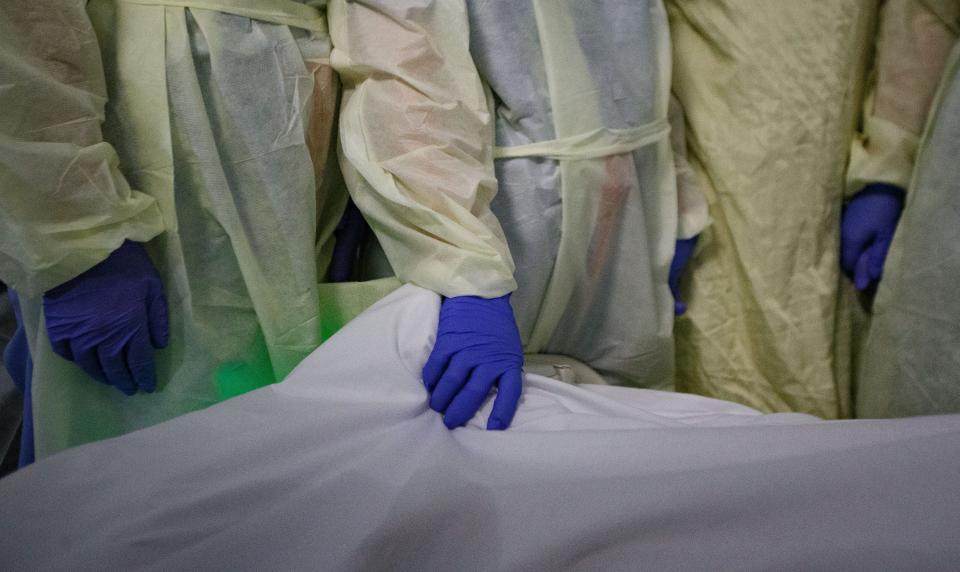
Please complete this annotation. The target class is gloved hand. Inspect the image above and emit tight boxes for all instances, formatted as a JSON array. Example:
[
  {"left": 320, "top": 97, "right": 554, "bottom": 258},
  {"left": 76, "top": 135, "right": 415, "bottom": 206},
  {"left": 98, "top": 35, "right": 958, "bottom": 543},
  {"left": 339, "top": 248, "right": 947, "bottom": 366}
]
[
  {"left": 43, "top": 241, "right": 169, "bottom": 395},
  {"left": 422, "top": 294, "right": 523, "bottom": 430},
  {"left": 840, "top": 184, "right": 905, "bottom": 291},
  {"left": 669, "top": 236, "right": 699, "bottom": 316}
]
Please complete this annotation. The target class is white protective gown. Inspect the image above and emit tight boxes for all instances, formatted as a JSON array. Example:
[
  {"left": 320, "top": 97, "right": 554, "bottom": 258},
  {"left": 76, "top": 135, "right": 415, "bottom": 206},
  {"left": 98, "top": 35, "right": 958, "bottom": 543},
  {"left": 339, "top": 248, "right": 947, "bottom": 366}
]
[
  {"left": 466, "top": 0, "right": 708, "bottom": 388},
  {"left": 332, "top": 0, "right": 709, "bottom": 389}
]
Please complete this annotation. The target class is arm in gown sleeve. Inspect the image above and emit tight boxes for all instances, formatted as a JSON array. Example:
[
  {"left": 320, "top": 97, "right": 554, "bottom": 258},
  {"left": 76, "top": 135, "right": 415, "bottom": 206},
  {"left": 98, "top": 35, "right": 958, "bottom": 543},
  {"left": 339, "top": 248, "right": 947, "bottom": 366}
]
[
  {"left": 0, "top": 0, "right": 165, "bottom": 297},
  {"left": 669, "top": 94, "right": 711, "bottom": 240},
  {"left": 846, "top": 0, "right": 959, "bottom": 198},
  {"left": 329, "top": 0, "right": 517, "bottom": 299}
]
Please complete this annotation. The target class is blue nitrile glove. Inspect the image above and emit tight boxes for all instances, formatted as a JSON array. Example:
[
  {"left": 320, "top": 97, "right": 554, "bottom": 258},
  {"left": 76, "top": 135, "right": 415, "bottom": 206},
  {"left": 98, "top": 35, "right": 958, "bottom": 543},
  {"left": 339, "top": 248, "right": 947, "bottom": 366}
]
[
  {"left": 43, "top": 241, "right": 169, "bottom": 395},
  {"left": 669, "top": 236, "right": 699, "bottom": 316},
  {"left": 422, "top": 294, "right": 524, "bottom": 430},
  {"left": 5, "top": 289, "right": 35, "bottom": 467},
  {"left": 840, "top": 184, "right": 905, "bottom": 291},
  {"left": 4, "top": 289, "right": 32, "bottom": 395}
]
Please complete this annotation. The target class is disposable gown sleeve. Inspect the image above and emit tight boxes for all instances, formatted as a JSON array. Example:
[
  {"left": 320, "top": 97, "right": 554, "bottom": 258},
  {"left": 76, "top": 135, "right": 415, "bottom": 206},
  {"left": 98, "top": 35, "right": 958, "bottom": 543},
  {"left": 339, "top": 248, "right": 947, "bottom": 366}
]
[
  {"left": 847, "top": 0, "right": 959, "bottom": 198},
  {"left": 0, "top": 1, "right": 165, "bottom": 297},
  {"left": 328, "top": 0, "right": 517, "bottom": 299},
  {"left": 668, "top": 95, "right": 710, "bottom": 239}
]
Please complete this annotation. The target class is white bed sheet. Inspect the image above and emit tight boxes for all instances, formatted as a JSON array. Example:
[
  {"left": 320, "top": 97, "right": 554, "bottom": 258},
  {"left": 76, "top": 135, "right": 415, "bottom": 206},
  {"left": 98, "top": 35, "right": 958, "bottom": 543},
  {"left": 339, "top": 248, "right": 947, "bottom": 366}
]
[{"left": 1, "top": 285, "right": 959, "bottom": 570}]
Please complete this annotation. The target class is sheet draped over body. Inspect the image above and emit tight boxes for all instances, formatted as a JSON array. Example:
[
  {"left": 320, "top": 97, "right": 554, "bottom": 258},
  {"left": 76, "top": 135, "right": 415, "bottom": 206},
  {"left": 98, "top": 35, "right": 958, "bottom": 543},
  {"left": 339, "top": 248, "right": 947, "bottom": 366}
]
[{"left": 1, "top": 286, "right": 959, "bottom": 570}]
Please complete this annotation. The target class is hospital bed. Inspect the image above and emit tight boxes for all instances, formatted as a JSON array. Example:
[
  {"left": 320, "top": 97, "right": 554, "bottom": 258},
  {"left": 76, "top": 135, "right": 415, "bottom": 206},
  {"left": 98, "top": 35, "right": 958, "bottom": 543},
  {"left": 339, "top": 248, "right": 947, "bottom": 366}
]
[{"left": 1, "top": 286, "right": 959, "bottom": 570}]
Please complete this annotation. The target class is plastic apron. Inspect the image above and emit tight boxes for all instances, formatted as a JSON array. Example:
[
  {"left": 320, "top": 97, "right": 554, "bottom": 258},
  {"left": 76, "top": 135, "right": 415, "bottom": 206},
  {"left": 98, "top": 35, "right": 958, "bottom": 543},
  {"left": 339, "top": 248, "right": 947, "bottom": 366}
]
[
  {"left": 857, "top": 43, "right": 960, "bottom": 417},
  {"left": 667, "top": 1, "right": 877, "bottom": 417},
  {"left": 467, "top": 0, "right": 678, "bottom": 388},
  {"left": 15, "top": 0, "right": 341, "bottom": 458}
]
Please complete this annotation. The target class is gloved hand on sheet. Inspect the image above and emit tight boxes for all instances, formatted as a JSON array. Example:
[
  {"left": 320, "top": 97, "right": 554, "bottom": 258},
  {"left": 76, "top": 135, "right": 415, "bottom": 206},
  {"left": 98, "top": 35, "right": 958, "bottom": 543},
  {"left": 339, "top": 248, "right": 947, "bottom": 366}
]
[
  {"left": 422, "top": 294, "right": 524, "bottom": 430},
  {"left": 840, "top": 184, "right": 905, "bottom": 291},
  {"left": 43, "top": 241, "right": 169, "bottom": 396},
  {"left": 669, "top": 236, "right": 699, "bottom": 316}
]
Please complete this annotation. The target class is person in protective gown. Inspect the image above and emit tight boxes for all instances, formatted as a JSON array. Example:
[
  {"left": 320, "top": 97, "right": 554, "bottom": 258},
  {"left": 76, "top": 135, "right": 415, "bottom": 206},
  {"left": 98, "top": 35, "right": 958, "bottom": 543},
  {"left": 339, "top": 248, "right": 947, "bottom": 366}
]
[
  {"left": 331, "top": 0, "right": 705, "bottom": 421},
  {"left": 855, "top": 0, "right": 960, "bottom": 418},
  {"left": 455, "top": 0, "right": 708, "bottom": 389},
  {"left": 330, "top": 0, "right": 546, "bottom": 431},
  {"left": 667, "top": 0, "right": 942, "bottom": 418},
  {"left": 0, "top": 0, "right": 350, "bottom": 461},
  {"left": 1, "top": 0, "right": 537, "bottom": 461}
]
